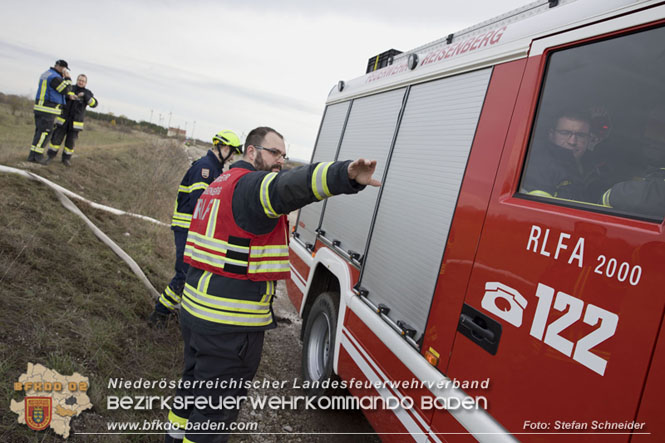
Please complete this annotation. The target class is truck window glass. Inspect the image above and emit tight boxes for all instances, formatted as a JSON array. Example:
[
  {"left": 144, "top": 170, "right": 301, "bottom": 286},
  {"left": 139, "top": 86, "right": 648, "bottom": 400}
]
[{"left": 519, "top": 25, "right": 665, "bottom": 222}]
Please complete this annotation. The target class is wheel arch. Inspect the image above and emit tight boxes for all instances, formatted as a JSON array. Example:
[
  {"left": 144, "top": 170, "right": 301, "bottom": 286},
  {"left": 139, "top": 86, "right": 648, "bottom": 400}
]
[{"left": 299, "top": 247, "right": 355, "bottom": 375}]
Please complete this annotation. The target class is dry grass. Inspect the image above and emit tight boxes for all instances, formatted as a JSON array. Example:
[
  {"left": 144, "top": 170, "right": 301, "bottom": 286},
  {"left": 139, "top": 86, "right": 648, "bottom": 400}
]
[
  {"left": 0, "top": 98, "right": 189, "bottom": 221},
  {"left": 0, "top": 97, "right": 196, "bottom": 442}
]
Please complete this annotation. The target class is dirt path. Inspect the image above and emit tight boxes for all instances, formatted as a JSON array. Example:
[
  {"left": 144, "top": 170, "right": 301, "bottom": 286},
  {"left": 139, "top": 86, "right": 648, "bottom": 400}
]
[{"left": 233, "top": 282, "right": 380, "bottom": 443}]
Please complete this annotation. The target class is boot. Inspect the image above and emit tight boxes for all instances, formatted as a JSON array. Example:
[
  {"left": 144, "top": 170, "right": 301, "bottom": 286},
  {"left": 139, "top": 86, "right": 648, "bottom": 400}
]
[
  {"left": 62, "top": 156, "right": 72, "bottom": 167},
  {"left": 40, "top": 156, "right": 54, "bottom": 165},
  {"left": 41, "top": 150, "right": 57, "bottom": 165},
  {"left": 27, "top": 151, "right": 42, "bottom": 163}
]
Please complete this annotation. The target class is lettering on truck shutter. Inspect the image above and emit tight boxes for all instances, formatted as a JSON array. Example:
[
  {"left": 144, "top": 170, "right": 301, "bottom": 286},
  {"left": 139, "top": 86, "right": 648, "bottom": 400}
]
[
  {"left": 295, "top": 101, "right": 350, "bottom": 248},
  {"left": 319, "top": 88, "right": 406, "bottom": 258},
  {"left": 360, "top": 68, "right": 493, "bottom": 344}
]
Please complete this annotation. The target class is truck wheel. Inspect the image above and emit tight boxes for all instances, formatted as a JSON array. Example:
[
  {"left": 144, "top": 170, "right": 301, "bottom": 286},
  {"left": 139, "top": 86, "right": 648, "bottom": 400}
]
[{"left": 302, "top": 292, "right": 339, "bottom": 397}]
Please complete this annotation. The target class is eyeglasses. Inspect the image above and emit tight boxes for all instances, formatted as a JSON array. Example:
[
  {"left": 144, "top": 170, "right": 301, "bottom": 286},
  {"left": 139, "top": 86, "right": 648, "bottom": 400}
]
[
  {"left": 254, "top": 145, "right": 288, "bottom": 160},
  {"left": 555, "top": 130, "right": 591, "bottom": 141}
]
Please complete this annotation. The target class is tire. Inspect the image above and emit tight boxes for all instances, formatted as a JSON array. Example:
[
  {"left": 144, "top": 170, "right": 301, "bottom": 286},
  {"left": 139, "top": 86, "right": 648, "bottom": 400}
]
[{"left": 301, "top": 292, "right": 339, "bottom": 397}]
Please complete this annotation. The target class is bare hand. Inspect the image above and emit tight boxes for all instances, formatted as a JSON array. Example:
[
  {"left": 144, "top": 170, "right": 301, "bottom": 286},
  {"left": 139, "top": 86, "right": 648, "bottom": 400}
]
[{"left": 348, "top": 159, "right": 381, "bottom": 187}]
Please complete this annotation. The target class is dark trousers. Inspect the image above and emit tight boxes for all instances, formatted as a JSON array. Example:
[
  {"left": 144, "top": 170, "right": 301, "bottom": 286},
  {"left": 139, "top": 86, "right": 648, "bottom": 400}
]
[
  {"left": 31, "top": 112, "right": 56, "bottom": 154},
  {"left": 171, "top": 324, "right": 264, "bottom": 443},
  {"left": 48, "top": 121, "right": 79, "bottom": 157},
  {"left": 156, "top": 229, "right": 189, "bottom": 313}
]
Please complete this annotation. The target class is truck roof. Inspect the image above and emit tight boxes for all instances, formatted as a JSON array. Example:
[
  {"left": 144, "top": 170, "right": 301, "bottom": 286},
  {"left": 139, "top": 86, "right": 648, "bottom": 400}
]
[{"left": 328, "top": 0, "right": 659, "bottom": 103}]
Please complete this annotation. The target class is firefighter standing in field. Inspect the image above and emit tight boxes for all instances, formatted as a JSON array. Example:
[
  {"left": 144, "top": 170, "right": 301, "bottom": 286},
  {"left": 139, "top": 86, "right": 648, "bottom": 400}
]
[
  {"left": 42, "top": 74, "right": 98, "bottom": 166},
  {"left": 149, "top": 130, "right": 243, "bottom": 328},
  {"left": 27, "top": 60, "right": 75, "bottom": 163},
  {"left": 164, "top": 126, "right": 380, "bottom": 443}
]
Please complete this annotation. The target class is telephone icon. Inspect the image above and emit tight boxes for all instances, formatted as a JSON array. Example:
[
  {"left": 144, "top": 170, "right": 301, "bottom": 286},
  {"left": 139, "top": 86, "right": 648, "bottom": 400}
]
[{"left": 481, "top": 282, "right": 528, "bottom": 327}]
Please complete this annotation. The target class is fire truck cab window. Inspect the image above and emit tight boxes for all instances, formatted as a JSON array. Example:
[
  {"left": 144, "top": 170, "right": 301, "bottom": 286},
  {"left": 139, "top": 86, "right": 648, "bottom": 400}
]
[{"left": 519, "top": 25, "right": 665, "bottom": 221}]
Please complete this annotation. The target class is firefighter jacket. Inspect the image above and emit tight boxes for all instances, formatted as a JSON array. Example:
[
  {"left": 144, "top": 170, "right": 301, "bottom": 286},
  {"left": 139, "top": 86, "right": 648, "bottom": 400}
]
[
  {"left": 522, "top": 139, "right": 586, "bottom": 201},
  {"left": 171, "top": 150, "right": 223, "bottom": 231},
  {"left": 34, "top": 68, "right": 73, "bottom": 115},
  {"left": 56, "top": 85, "right": 98, "bottom": 130},
  {"left": 181, "top": 159, "right": 365, "bottom": 334},
  {"left": 602, "top": 167, "right": 665, "bottom": 219},
  {"left": 186, "top": 167, "right": 291, "bottom": 282}
]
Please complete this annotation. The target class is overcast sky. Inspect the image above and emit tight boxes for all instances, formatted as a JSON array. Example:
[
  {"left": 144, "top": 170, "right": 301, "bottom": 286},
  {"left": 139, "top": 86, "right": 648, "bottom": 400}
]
[{"left": 0, "top": 0, "right": 534, "bottom": 161}]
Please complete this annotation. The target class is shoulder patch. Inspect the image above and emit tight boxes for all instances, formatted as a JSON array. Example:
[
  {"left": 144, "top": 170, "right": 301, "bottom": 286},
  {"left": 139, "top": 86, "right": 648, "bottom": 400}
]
[{"left": 201, "top": 168, "right": 210, "bottom": 179}]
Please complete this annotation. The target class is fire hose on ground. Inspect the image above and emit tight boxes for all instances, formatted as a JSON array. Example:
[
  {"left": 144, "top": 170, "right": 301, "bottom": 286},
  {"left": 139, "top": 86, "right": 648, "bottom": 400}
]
[{"left": 0, "top": 164, "right": 161, "bottom": 300}]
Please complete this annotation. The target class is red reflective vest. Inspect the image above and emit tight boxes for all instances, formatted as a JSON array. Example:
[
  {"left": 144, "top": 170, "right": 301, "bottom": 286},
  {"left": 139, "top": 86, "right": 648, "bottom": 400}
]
[{"left": 184, "top": 168, "right": 290, "bottom": 281}]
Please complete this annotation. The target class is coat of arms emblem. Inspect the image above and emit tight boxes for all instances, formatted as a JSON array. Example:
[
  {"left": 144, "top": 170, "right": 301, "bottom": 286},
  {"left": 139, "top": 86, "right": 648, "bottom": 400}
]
[{"left": 25, "top": 397, "right": 52, "bottom": 431}]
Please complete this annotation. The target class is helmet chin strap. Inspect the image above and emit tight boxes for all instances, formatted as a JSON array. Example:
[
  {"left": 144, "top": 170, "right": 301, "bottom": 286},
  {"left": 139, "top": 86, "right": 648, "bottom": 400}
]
[{"left": 217, "top": 145, "right": 235, "bottom": 169}]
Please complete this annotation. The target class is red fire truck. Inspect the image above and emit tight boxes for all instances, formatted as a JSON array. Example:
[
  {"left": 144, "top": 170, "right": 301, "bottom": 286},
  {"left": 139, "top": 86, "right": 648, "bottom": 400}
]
[{"left": 287, "top": 0, "right": 665, "bottom": 441}]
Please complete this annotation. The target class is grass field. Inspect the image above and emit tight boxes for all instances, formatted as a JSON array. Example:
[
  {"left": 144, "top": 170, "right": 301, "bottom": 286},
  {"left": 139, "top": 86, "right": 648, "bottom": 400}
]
[{"left": 0, "top": 95, "right": 194, "bottom": 442}]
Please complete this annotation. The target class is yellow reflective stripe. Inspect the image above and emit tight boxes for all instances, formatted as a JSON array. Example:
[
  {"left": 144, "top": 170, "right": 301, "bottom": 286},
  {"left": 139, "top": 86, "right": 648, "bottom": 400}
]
[
  {"left": 55, "top": 117, "right": 66, "bottom": 125},
  {"left": 205, "top": 200, "right": 220, "bottom": 237},
  {"left": 56, "top": 79, "right": 71, "bottom": 92},
  {"left": 188, "top": 231, "right": 248, "bottom": 254},
  {"left": 64, "top": 146, "right": 74, "bottom": 154},
  {"left": 260, "top": 281, "right": 275, "bottom": 303},
  {"left": 250, "top": 245, "right": 289, "bottom": 258},
  {"left": 89, "top": 97, "right": 97, "bottom": 107},
  {"left": 172, "top": 211, "right": 193, "bottom": 221},
  {"left": 602, "top": 189, "right": 612, "bottom": 207},
  {"left": 197, "top": 271, "right": 213, "bottom": 293},
  {"left": 159, "top": 294, "right": 178, "bottom": 310},
  {"left": 181, "top": 297, "right": 273, "bottom": 326},
  {"left": 185, "top": 244, "right": 248, "bottom": 267},
  {"left": 168, "top": 410, "right": 188, "bottom": 428},
  {"left": 38, "top": 79, "right": 47, "bottom": 105},
  {"left": 72, "top": 121, "right": 84, "bottom": 129},
  {"left": 528, "top": 193, "right": 614, "bottom": 209},
  {"left": 35, "top": 132, "right": 49, "bottom": 151},
  {"left": 179, "top": 182, "right": 209, "bottom": 193},
  {"left": 311, "top": 162, "right": 333, "bottom": 200},
  {"left": 183, "top": 284, "right": 270, "bottom": 313},
  {"left": 165, "top": 286, "right": 182, "bottom": 303},
  {"left": 248, "top": 260, "right": 290, "bottom": 274},
  {"left": 260, "top": 173, "right": 280, "bottom": 218},
  {"left": 171, "top": 220, "right": 190, "bottom": 229},
  {"left": 171, "top": 197, "right": 193, "bottom": 227},
  {"left": 33, "top": 104, "right": 61, "bottom": 115},
  {"left": 527, "top": 190, "right": 553, "bottom": 198}
]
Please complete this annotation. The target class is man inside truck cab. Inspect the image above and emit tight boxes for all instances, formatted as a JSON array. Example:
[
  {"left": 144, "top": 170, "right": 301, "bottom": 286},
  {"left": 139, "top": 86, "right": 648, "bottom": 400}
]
[
  {"left": 522, "top": 109, "right": 592, "bottom": 200},
  {"left": 601, "top": 107, "right": 665, "bottom": 220}
]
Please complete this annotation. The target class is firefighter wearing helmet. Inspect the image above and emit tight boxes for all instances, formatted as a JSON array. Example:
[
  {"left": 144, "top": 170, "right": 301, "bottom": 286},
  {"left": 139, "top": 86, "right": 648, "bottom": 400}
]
[{"left": 149, "top": 130, "right": 243, "bottom": 328}]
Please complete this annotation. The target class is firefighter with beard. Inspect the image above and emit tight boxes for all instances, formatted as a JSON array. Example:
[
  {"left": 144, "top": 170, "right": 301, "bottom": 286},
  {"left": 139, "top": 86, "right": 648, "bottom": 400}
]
[
  {"left": 164, "top": 126, "right": 381, "bottom": 443},
  {"left": 42, "top": 74, "right": 98, "bottom": 166},
  {"left": 149, "top": 130, "right": 243, "bottom": 328}
]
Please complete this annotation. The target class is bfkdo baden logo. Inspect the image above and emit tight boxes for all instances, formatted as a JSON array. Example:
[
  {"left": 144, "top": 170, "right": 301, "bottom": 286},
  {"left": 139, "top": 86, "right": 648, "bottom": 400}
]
[
  {"left": 10, "top": 363, "right": 93, "bottom": 438},
  {"left": 25, "top": 397, "right": 52, "bottom": 431}
]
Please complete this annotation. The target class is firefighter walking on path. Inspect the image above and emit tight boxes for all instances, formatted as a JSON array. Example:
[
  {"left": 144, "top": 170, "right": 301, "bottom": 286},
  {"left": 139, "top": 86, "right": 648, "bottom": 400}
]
[
  {"left": 164, "top": 126, "right": 380, "bottom": 443},
  {"left": 27, "top": 60, "right": 74, "bottom": 163},
  {"left": 149, "top": 130, "right": 243, "bottom": 328},
  {"left": 42, "top": 73, "right": 99, "bottom": 166}
]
